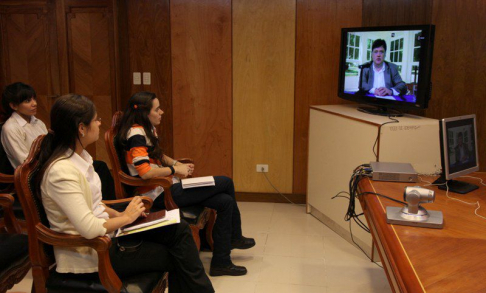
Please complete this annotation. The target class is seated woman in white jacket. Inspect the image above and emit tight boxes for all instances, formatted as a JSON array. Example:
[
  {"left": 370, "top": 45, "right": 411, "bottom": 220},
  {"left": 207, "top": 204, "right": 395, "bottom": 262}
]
[{"left": 36, "top": 94, "right": 214, "bottom": 293}]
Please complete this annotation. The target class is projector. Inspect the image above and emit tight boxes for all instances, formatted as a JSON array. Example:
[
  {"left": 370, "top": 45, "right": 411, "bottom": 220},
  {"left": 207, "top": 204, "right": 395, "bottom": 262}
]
[{"left": 370, "top": 162, "right": 418, "bottom": 183}]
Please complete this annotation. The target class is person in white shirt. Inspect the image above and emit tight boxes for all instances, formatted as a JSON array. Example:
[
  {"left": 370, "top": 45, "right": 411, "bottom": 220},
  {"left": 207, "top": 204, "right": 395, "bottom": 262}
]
[
  {"left": 1, "top": 82, "right": 116, "bottom": 199},
  {"left": 359, "top": 39, "right": 407, "bottom": 96},
  {"left": 1, "top": 82, "right": 47, "bottom": 169},
  {"left": 37, "top": 94, "right": 213, "bottom": 292}
]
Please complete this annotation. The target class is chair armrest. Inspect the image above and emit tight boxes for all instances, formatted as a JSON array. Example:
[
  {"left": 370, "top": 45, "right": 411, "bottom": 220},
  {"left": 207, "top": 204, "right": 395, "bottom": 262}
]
[
  {"left": 118, "top": 172, "right": 173, "bottom": 188},
  {"left": 118, "top": 172, "right": 178, "bottom": 210},
  {"left": 35, "top": 223, "right": 112, "bottom": 250},
  {"left": 0, "top": 193, "right": 21, "bottom": 233},
  {"left": 35, "top": 224, "right": 123, "bottom": 292},
  {"left": 176, "top": 158, "right": 193, "bottom": 164},
  {"left": 0, "top": 173, "right": 14, "bottom": 184},
  {"left": 102, "top": 196, "right": 153, "bottom": 211}
]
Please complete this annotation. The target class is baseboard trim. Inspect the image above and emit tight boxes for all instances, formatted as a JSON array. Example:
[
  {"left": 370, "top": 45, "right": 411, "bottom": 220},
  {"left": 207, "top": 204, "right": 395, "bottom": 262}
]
[{"left": 235, "top": 192, "right": 306, "bottom": 204}]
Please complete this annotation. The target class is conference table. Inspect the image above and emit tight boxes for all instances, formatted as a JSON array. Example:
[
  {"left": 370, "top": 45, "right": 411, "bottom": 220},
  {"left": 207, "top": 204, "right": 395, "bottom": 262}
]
[{"left": 358, "top": 173, "right": 486, "bottom": 293}]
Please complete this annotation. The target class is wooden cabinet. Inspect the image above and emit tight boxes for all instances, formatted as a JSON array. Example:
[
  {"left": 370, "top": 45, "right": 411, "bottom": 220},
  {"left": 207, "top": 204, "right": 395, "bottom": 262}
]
[
  {"left": 307, "top": 104, "right": 440, "bottom": 257},
  {"left": 0, "top": 0, "right": 120, "bottom": 164}
]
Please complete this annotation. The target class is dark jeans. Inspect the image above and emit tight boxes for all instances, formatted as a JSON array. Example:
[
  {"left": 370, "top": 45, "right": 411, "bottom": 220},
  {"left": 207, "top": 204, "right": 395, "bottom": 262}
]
[
  {"left": 156, "top": 176, "right": 243, "bottom": 267},
  {"left": 110, "top": 220, "right": 214, "bottom": 293}
]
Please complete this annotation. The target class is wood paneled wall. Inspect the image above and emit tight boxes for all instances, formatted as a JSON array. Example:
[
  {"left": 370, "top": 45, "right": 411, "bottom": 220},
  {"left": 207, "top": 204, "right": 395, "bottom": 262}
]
[
  {"left": 124, "top": 0, "right": 173, "bottom": 156},
  {"left": 426, "top": 0, "right": 486, "bottom": 172},
  {"left": 362, "top": 0, "right": 486, "bottom": 172},
  {"left": 2, "top": 0, "right": 485, "bottom": 197},
  {"left": 362, "top": 0, "right": 432, "bottom": 26},
  {"left": 233, "top": 0, "right": 296, "bottom": 193},
  {"left": 293, "top": 0, "right": 362, "bottom": 194},
  {"left": 170, "top": 0, "right": 232, "bottom": 177}
]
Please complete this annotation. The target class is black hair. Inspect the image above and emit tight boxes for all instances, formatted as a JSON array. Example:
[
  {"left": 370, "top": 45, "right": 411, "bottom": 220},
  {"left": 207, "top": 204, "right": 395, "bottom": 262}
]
[
  {"left": 117, "top": 91, "right": 165, "bottom": 165},
  {"left": 1, "top": 82, "right": 37, "bottom": 118},
  {"left": 372, "top": 39, "right": 387, "bottom": 52},
  {"left": 35, "top": 94, "right": 96, "bottom": 196}
]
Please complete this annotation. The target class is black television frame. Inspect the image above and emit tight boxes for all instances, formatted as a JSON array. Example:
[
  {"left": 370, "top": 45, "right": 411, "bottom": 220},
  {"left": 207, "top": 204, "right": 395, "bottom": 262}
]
[{"left": 338, "top": 25, "right": 435, "bottom": 113}]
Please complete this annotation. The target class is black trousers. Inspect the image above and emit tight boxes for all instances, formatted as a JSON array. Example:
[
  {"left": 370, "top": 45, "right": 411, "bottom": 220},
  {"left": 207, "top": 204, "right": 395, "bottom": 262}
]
[
  {"left": 110, "top": 220, "right": 214, "bottom": 293},
  {"left": 93, "top": 160, "right": 116, "bottom": 200},
  {"left": 155, "top": 176, "right": 243, "bottom": 267}
]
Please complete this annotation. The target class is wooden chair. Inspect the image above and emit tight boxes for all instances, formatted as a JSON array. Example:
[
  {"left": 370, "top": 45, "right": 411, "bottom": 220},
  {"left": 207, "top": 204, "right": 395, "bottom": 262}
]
[
  {"left": 105, "top": 111, "right": 215, "bottom": 250},
  {"left": 14, "top": 135, "right": 168, "bottom": 293},
  {"left": 0, "top": 193, "right": 30, "bottom": 293},
  {"left": 0, "top": 122, "right": 26, "bottom": 233}
]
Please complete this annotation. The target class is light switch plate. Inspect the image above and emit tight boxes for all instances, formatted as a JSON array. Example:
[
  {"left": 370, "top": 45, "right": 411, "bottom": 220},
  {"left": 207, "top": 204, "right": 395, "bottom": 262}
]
[
  {"left": 143, "top": 72, "right": 151, "bottom": 85},
  {"left": 133, "top": 72, "right": 141, "bottom": 85}
]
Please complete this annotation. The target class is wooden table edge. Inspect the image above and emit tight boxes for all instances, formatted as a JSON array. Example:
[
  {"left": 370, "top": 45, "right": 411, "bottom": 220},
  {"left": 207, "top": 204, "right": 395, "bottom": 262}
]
[{"left": 358, "top": 177, "right": 426, "bottom": 293}]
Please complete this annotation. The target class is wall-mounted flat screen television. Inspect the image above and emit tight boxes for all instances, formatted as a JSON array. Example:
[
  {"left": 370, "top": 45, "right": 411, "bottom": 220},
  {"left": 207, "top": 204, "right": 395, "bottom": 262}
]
[{"left": 338, "top": 25, "right": 435, "bottom": 116}]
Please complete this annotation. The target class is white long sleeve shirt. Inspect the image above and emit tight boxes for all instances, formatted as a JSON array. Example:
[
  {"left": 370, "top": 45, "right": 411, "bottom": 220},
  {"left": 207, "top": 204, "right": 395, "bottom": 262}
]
[
  {"left": 1, "top": 112, "right": 47, "bottom": 168},
  {"left": 41, "top": 154, "right": 108, "bottom": 273}
]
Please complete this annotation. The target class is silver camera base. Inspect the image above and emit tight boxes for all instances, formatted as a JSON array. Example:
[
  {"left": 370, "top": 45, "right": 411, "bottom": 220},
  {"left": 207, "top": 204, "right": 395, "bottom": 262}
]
[{"left": 386, "top": 206, "right": 444, "bottom": 229}]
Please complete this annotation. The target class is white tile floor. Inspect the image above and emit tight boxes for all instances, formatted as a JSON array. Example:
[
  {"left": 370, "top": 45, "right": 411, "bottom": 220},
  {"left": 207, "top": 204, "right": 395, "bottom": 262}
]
[{"left": 8, "top": 202, "right": 392, "bottom": 293}]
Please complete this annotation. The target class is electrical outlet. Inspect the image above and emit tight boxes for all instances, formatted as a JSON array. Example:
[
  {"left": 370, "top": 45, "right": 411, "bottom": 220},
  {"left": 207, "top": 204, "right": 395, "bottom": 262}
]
[
  {"left": 256, "top": 164, "right": 269, "bottom": 173},
  {"left": 133, "top": 72, "right": 141, "bottom": 85}
]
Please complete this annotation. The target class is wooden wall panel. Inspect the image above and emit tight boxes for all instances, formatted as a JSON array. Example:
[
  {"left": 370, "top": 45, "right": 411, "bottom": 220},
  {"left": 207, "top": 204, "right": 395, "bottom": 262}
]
[
  {"left": 233, "top": 0, "right": 295, "bottom": 193},
  {"left": 362, "top": 0, "right": 433, "bottom": 27},
  {"left": 170, "top": 0, "right": 232, "bottom": 177},
  {"left": 66, "top": 8, "right": 116, "bottom": 163},
  {"left": 293, "top": 0, "right": 362, "bottom": 194},
  {"left": 125, "top": 0, "right": 173, "bottom": 156},
  {"left": 0, "top": 2, "right": 59, "bottom": 125},
  {"left": 426, "top": 0, "right": 486, "bottom": 171}
]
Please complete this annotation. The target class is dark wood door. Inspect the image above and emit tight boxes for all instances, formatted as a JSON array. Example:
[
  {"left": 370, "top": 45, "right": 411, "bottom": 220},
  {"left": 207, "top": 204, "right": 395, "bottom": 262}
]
[
  {"left": 0, "top": 1, "right": 60, "bottom": 125},
  {"left": 64, "top": 4, "right": 118, "bottom": 163}
]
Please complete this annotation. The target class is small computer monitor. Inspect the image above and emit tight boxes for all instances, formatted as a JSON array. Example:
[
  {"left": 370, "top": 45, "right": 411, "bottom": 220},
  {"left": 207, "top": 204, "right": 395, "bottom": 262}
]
[{"left": 434, "top": 114, "right": 479, "bottom": 193}]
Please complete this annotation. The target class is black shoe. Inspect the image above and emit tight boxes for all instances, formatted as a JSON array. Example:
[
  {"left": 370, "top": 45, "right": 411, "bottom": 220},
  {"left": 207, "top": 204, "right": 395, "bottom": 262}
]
[
  {"left": 231, "top": 236, "right": 256, "bottom": 250},
  {"left": 209, "top": 263, "right": 247, "bottom": 276}
]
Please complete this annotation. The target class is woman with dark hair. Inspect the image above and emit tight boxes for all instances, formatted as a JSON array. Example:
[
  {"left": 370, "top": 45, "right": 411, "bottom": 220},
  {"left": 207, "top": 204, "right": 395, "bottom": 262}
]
[
  {"left": 1, "top": 82, "right": 116, "bottom": 198},
  {"left": 117, "top": 91, "right": 255, "bottom": 277},
  {"left": 37, "top": 94, "right": 214, "bottom": 293}
]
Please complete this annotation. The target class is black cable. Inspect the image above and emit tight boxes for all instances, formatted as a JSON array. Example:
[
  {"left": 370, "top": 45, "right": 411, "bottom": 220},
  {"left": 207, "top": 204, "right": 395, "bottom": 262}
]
[
  {"left": 261, "top": 170, "right": 304, "bottom": 206},
  {"left": 372, "top": 116, "right": 399, "bottom": 161},
  {"left": 359, "top": 191, "right": 406, "bottom": 205},
  {"left": 349, "top": 219, "right": 383, "bottom": 269}
]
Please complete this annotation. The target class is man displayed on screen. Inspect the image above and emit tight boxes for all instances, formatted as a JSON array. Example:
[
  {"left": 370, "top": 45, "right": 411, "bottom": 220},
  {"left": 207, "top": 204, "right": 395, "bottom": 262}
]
[
  {"left": 454, "top": 132, "right": 471, "bottom": 164},
  {"left": 359, "top": 39, "right": 407, "bottom": 96}
]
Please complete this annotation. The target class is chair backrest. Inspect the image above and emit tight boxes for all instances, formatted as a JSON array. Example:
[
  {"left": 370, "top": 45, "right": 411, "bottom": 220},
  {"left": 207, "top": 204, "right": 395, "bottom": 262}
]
[
  {"left": 0, "top": 123, "right": 15, "bottom": 191},
  {"left": 104, "top": 111, "right": 136, "bottom": 199},
  {"left": 14, "top": 135, "right": 54, "bottom": 277}
]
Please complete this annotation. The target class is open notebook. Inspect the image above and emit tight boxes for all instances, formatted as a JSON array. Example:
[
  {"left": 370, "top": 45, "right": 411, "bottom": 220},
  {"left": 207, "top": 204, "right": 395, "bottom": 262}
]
[{"left": 115, "top": 209, "right": 180, "bottom": 237}]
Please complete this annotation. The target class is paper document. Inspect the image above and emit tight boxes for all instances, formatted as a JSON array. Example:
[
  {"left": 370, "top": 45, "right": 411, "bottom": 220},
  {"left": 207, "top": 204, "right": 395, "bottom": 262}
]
[
  {"left": 116, "top": 209, "right": 180, "bottom": 237},
  {"left": 181, "top": 176, "right": 215, "bottom": 189}
]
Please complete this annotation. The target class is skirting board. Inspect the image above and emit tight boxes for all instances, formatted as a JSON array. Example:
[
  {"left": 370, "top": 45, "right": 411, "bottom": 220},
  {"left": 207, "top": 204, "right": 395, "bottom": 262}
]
[
  {"left": 308, "top": 204, "right": 379, "bottom": 261},
  {"left": 236, "top": 192, "right": 305, "bottom": 204}
]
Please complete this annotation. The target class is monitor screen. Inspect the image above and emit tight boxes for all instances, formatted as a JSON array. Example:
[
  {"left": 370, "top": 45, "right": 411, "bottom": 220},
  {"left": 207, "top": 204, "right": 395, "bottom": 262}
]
[
  {"left": 338, "top": 25, "right": 435, "bottom": 113},
  {"left": 441, "top": 115, "right": 479, "bottom": 179}
]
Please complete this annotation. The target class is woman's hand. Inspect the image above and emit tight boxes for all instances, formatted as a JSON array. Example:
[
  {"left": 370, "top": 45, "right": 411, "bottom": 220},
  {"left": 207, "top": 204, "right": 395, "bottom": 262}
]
[
  {"left": 174, "top": 163, "right": 194, "bottom": 178},
  {"left": 122, "top": 196, "right": 145, "bottom": 224}
]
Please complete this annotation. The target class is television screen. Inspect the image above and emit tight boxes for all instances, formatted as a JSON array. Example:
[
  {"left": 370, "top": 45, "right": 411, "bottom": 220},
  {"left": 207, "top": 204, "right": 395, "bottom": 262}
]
[{"left": 338, "top": 25, "right": 435, "bottom": 115}]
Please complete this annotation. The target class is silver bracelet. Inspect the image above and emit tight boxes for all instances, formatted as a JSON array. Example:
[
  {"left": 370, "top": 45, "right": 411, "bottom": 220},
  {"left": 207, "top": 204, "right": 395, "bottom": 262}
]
[{"left": 172, "top": 160, "right": 178, "bottom": 166}]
